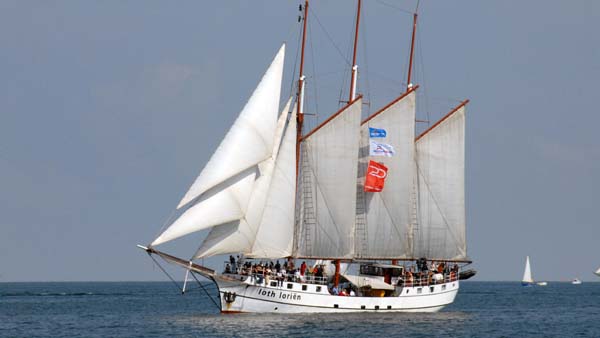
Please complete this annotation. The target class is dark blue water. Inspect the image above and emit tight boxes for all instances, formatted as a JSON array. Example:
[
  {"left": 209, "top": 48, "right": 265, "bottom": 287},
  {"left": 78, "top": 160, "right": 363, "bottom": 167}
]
[{"left": 1, "top": 282, "right": 599, "bottom": 337}]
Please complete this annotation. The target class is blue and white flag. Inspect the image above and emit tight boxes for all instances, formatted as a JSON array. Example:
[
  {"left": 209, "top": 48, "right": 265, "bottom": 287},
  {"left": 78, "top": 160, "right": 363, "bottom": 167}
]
[
  {"left": 369, "top": 140, "right": 395, "bottom": 157},
  {"left": 369, "top": 127, "right": 387, "bottom": 138}
]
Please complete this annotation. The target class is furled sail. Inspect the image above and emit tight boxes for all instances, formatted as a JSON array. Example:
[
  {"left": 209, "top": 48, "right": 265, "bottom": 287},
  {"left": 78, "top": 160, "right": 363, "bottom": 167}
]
[
  {"left": 414, "top": 105, "right": 466, "bottom": 260},
  {"left": 150, "top": 46, "right": 285, "bottom": 246},
  {"left": 356, "top": 91, "right": 416, "bottom": 258},
  {"left": 295, "top": 98, "right": 362, "bottom": 259},
  {"left": 176, "top": 44, "right": 285, "bottom": 209},
  {"left": 194, "top": 99, "right": 293, "bottom": 258},
  {"left": 250, "top": 106, "right": 297, "bottom": 258}
]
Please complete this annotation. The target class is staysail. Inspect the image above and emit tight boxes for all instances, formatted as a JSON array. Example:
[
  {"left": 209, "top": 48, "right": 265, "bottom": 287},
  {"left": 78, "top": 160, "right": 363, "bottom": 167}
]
[
  {"left": 356, "top": 90, "right": 416, "bottom": 259},
  {"left": 250, "top": 107, "right": 298, "bottom": 258},
  {"left": 176, "top": 44, "right": 285, "bottom": 210},
  {"left": 414, "top": 104, "right": 467, "bottom": 260},
  {"left": 194, "top": 99, "right": 293, "bottom": 258},
  {"left": 294, "top": 98, "right": 362, "bottom": 259},
  {"left": 150, "top": 45, "right": 285, "bottom": 246}
]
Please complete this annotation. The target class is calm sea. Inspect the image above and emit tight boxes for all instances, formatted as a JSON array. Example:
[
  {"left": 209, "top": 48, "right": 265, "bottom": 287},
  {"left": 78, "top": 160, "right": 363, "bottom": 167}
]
[{"left": 1, "top": 281, "right": 599, "bottom": 337}]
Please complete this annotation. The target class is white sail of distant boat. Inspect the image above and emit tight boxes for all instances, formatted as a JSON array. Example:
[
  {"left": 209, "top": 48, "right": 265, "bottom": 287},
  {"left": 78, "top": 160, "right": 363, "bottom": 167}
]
[
  {"left": 138, "top": 1, "right": 472, "bottom": 314},
  {"left": 595, "top": 267, "right": 600, "bottom": 277},
  {"left": 522, "top": 256, "right": 534, "bottom": 286}
]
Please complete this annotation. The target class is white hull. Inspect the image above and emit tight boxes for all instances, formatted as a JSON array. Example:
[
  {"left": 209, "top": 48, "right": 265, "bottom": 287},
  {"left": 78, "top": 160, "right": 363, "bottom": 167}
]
[{"left": 214, "top": 275, "right": 459, "bottom": 313}]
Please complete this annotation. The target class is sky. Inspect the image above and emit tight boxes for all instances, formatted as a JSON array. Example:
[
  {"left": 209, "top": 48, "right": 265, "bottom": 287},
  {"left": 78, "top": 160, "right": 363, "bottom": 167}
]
[{"left": 1, "top": 1, "right": 599, "bottom": 282}]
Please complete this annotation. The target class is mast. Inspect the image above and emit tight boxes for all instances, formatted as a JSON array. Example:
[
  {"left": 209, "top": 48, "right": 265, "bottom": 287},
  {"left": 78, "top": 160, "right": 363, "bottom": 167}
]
[
  {"left": 349, "top": 0, "right": 361, "bottom": 101},
  {"left": 296, "top": 0, "right": 309, "bottom": 177},
  {"left": 406, "top": 12, "right": 417, "bottom": 90}
]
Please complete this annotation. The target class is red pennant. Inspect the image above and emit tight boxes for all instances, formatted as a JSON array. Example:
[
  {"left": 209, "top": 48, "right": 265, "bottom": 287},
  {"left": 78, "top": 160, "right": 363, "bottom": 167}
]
[{"left": 364, "top": 160, "right": 388, "bottom": 192}]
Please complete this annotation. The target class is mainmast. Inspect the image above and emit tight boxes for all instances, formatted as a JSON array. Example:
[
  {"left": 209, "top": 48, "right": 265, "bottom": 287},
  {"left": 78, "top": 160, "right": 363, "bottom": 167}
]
[
  {"left": 402, "top": 9, "right": 418, "bottom": 264},
  {"left": 349, "top": 0, "right": 362, "bottom": 101},
  {"left": 296, "top": 0, "right": 309, "bottom": 176}
]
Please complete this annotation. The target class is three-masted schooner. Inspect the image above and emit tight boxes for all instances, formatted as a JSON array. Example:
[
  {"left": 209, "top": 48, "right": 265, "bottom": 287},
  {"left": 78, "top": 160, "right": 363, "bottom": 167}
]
[{"left": 139, "top": 1, "right": 472, "bottom": 313}]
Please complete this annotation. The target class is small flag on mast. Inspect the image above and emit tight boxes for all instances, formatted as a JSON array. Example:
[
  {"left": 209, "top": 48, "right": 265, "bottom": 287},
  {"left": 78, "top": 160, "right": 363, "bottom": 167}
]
[
  {"left": 369, "top": 140, "right": 395, "bottom": 157},
  {"left": 369, "top": 127, "right": 387, "bottom": 138},
  {"left": 364, "top": 160, "right": 388, "bottom": 192}
]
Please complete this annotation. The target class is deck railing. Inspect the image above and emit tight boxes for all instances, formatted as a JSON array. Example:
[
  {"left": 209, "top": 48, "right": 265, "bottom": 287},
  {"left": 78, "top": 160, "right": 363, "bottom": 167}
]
[{"left": 222, "top": 261, "right": 459, "bottom": 288}]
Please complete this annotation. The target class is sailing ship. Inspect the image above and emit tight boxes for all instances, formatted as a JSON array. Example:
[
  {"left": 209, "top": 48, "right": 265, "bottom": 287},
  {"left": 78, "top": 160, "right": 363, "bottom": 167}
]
[
  {"left": 522, "top": 256, "right": 534, "bottom": 286},
  {"left": 139, "top": 1, "right": 471, "bottom": 313}
]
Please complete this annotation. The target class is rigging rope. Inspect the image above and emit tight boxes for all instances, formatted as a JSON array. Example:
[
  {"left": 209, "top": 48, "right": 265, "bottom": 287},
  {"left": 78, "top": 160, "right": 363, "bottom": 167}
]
[
  {"left": 308, "top": 15, "right": 320, "bottom": 123},
  {"left": 374, "top": 0, "right": 413, "bottom": 15},
  {"left": 148, "top": 253, "right": 182, "bottom": 292},
  {"left": 309, "top": 6, "right": 352, "bottom": 66},
  {"left": 288, "top": 11, "right": 303, "bottom": 102},
  {"left": 190, "top": 272, "right": 220, "bottom": 310}
]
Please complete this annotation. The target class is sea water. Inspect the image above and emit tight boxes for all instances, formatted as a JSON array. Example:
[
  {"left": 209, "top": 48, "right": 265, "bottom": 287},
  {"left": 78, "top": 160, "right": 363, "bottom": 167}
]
[{"left": 1, "top": 282, "right": 599, "bottom": 337}]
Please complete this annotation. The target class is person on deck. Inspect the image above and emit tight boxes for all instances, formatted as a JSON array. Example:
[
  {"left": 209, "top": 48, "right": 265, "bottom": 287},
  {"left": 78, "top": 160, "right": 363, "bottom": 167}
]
[
  {"left": 276, "top": 269, "right": 283, "bottom": 287},
  {"left": 315, "top": 265, "right": 324, "bottom": 278},
  {"left": 300, "top": 261, "right": 307, "bottom": 276}
]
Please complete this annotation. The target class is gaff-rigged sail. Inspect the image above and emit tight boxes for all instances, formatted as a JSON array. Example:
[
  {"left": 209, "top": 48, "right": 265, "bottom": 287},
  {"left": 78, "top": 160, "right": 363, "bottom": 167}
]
[
  {"left": 294, "top": 98, "right": 362, "bottom": 259},
  {"left": 150, "top": 45, "right": 285, "bottom": 247},
  {"left": 356, "top": 90, "right": 416, "bottom": 259},
  {"left": 194, "top": 100, "right": 294, "bottom": 258},
  {"left": 414, "top": 104, "right": 467, "bottom": 260}
]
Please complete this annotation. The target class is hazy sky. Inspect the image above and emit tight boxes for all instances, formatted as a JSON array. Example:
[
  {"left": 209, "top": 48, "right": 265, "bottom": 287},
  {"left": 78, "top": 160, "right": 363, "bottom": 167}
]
[{"left": 1, "top": 1, "right": 599, "bottom": 282}]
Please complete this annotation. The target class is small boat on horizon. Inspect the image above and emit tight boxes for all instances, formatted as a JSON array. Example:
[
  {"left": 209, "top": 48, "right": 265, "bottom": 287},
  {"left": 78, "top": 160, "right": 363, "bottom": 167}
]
[
  {"left": 522, "top": 256, "right": 535, "bottom": 286},
  {"left": 536, "top": 281, "right": 547, "bottom": 286},
  {"left": 572, "top": 278, "right": 582, "bottom": 285}
]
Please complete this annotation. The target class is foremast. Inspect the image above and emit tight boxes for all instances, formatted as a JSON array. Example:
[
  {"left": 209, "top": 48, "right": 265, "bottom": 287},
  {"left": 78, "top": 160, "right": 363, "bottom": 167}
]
[{"left": 296, "top": 0, "right": 308, "bottom": 178}]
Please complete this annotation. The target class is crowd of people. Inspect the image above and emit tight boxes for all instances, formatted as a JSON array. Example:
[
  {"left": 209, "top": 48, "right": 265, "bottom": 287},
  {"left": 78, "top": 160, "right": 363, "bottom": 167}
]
[
  {"left": 400, "top": 259, "right": 459, "bottom": 287},
  {"left": 223, "top": 256, "right": 459, "bottom": 291},
  {"left": 224, "top": 256, "right": 328, "bottom": 285}
]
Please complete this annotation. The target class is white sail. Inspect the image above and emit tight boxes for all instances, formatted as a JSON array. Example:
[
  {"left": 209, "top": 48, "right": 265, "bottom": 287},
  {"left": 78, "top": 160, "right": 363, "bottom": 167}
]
[
  {"left": 522, "top": 256, "right": 533, "bottom": 283},
  {"left": 250, "top": 106, "right": 297, "bottom": 258},
  {"left": 414, "top": 105, "right": 466, "bottom": 260},
  {"left": 177, "top": 44, "right": 285, "bottom": 209},
  {"left": 295, "top": 99, "right": 362, "bottom": 259},
  {"left": 151, "top": 168, "right": 256, "bottom": 246},
  {"left": 194, "top": 99, "right": 292, "bottom": 258},
  {"left": 595, "top": 267, "right": 600, "bottom": 277},
  {"left": 357, "top": 91, "right": 415, "bottom": 258},
  {"left": 150, "top": 45, "right": 285, "bottom": 246}
]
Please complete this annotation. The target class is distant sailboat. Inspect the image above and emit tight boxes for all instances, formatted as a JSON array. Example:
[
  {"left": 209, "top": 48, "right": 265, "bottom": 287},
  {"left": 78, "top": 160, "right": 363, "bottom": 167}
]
[
  {"left": 594, "top": 267, "right": 600, "bottom": 277},
  {"left": 522, "top": 256, "right": 534, "bottom": 286}
]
